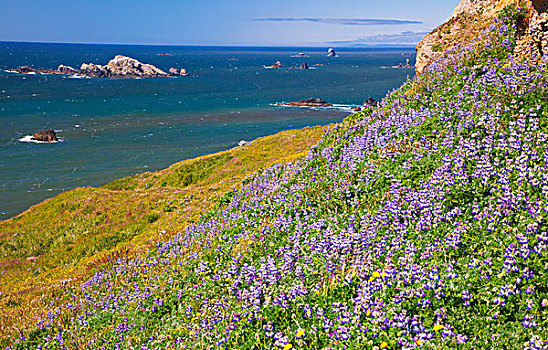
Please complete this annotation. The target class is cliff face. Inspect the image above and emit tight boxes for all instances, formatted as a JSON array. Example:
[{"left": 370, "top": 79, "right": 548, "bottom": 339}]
[{"left": 416, "top": 0, "right": 548, "bottom": 73}]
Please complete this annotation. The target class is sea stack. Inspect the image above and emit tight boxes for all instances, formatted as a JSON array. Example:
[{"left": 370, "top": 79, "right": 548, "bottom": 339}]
[
  {"left": 299, "top": 62, "right": 309, "bottom": 69},
  {"left": 327, "top": 48, "right": 337, "bottom": 57}
]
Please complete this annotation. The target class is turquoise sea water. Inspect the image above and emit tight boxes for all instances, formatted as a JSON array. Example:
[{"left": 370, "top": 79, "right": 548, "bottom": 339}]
[{"left": 0, "top": 42, "right": 415, "bottom": 219}]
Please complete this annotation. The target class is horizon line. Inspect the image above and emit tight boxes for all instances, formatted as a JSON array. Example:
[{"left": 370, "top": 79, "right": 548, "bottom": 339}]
[{"left": 0, "top": 39, "right": 417, "bottom": 49}]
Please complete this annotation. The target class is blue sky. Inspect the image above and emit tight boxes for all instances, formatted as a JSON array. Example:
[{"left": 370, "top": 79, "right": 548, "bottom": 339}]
[{"left": 0, "top": 0, "right": 459, "bottom": 46}]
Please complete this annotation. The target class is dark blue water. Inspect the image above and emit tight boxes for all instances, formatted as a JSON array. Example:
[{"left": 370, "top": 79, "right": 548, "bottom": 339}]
[{"left": 0, "top": 42, "right": 415, "bottom": 219}]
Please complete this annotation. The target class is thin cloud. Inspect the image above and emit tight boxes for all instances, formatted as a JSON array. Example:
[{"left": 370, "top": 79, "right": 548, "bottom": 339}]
[
  {"left": 328, "top": 31, "right": 429, "bottom": 45},
  {"left": 253, "top": 18, "right": 422, "bottom": 26}
]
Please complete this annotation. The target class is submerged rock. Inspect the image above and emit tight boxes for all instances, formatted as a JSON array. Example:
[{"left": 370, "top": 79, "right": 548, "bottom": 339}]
[{"left": 31, "top": 129, "right": 58, "bottom": 142}]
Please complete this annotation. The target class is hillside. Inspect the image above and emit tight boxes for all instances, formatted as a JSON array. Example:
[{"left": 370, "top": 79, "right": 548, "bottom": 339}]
[
  {"left": 0, "top": 126, "right": 329, "bottom": 340},
  {"left": 4, "top": 2, "right": 548, "bottom": 350}
]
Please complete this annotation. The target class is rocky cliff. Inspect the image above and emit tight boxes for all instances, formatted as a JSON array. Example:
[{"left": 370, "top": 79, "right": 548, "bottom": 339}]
[{"left": 416, "top": 0, "right": 548, "bottom": 73}]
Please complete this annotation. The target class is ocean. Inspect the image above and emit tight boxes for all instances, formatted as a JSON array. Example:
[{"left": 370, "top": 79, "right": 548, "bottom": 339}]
[{"left": 0, "top": 42, "right": 415, "bottom": 219}]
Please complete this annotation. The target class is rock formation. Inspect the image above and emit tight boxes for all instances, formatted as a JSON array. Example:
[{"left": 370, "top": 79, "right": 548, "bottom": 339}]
[
  {"left": 327, "top": 48, "right": 337, "bottom": 57},
  {"left": 31, "top": 130, "right": 58, "bottom": 142},
  {"left": 268, "top": 61, "right": 282, "bottom": 68},
  {"left": 281, "top": 98, "right": 333, "bottom": 107},
  {"left": 57, "top": 65, "right": 79, "bottom": 75},
  {"left": 179, "top": 68, "right": 189, "bottom": 76},
  {"left": 416, "top": 0, "right": 548, "bottom": 73},
  {"left": 300, "top": 62, "right": 309, "bottom": 69},
  {"left": 363, "top": 97, "right": 378, "bottom": 107},
  {"left": 9, "top": 56, "right": 171, "bottom": 78}
]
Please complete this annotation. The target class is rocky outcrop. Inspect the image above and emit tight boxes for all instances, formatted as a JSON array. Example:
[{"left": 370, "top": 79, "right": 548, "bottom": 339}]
[
  {"left": 300, "top": 62, "right": 309, "bottom": 69},
  {"left": 268, "top": 61, "right": 282, "bottom": 68},
  {"left": 9, "top": 66, "right": 56, "bottom": 74},
  {"left": 9, "top": 56, "right": 171, "bottom": 78},
  {"left": 327, "top": 48, "right": 337, "bottom": 57},
  {"left": 57, "top": 65, "right": 79, "bottom": 75},
  {"left": 363, "top": 97, "right": 378, "bottom": 107},
  {"left": 416, "top": 0, "right": 548, "bottom": 73},
  {"left": 31, "top": 130, "right": 58, "bottom": 142},
  {"left": 281, "top": 98, "right": 333, "bottom": 107}
]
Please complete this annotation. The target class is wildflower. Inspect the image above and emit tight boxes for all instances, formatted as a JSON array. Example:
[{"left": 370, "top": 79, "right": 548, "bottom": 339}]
[
  {"left": 372, "top": 271, "right": 380, "bottom": 278},
  {"left": 296, "top": 329, "right": 305, "bottom": 338},
  {"left": 269, "top": 242, "right": 275, "bottom": 247},
  {"left": 380, "top": 341, "right": 388, "bottom": 349},
  {"left": 416, "top": 339, "right": 424, "bottom": 345},
  {"left": 247, "top": 240, "right": 253, "bottom": 244},
  {"left": 433, "top": 324, "right": 444, "bottom": 331},
  {"left": 284, "top": 344, "right": 293, "bottom": 350},
  {"left": 189, "top": 331, "right": 195, "bottom": 336},
  {"left": 381, "top": 272, "right": 388, "bottom": 278},
  {"left": 366, "top": 310, "right": 371, "bottom": 316}
]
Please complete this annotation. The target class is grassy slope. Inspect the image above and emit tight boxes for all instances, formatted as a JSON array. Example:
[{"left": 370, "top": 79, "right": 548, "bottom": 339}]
[
  {"left": 6, "top": 6, "right": 548, "bottom": 349},
  {"left": 0, "top": 125, "right": 329, "bottom": 339}
]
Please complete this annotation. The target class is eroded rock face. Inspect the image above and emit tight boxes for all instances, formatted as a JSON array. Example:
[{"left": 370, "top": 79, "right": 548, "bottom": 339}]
[
  {"left": 31, "top": 130, "right": 58, "bottom": 142},
  {"left": 416, "top": 0, "right": 548, "bottom": 74}
]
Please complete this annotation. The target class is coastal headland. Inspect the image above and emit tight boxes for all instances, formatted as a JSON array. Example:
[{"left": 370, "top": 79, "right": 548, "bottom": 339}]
[{"left": 2, "top": 0, "right": 548, "bottom": 347}]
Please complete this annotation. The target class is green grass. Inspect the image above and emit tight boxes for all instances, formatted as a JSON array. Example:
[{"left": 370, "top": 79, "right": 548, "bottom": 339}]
[{"left": 0, "top": 125, "right": 329, "bottom": 339}]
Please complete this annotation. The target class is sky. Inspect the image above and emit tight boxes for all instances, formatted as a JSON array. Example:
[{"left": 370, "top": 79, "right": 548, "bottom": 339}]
[{"left": 0, "top": 0, "right": 459, "bottom": 46}]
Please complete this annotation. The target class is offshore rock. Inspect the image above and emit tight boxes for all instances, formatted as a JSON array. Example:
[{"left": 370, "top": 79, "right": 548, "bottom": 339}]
[
  {"left": 327, "top": 48, "right": 337, "bottom": 57},
  {"left": 31, "top": 129, "right": 58, "bottom": 142},
  {"left": 57, "top": 65, "right": 79, "bottom": 75},
  {"left": 180, "top": 68, "right": 189, "bottom": 76},
  {"left": 300, "top": 62, "right": 309, "bottom": 69},
  {"left": 169, "top": 68, "right": 180, "bottom": 76},
  {"left": 102, "top": 55, "right": 168, "bottom": 78},
  {"left": 9, "top": 66, "right": 56, "bottom": 74},
  {"left": 284, "top": 98, "right": 333, "bottom": 107},
  {"left": 9, "top": 56, "right": 169, "bottom": 78}
]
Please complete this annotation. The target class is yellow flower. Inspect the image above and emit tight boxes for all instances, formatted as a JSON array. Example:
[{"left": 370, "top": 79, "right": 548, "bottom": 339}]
[
  {"left": 247, "top": 240, "right": 253, "bottom": 244},
  {"left": 225, "top": 277, "right": 231, "bottom": 282},
  {"left": 366, "top": 310, "right": 371, "bottom": 316},
  {"left": 372, "top": 271, "right": 380, "bottom": 278},
  {"left": 189, "top": 330, "right": 195, "bottom": 336},
  {"left": 380, "top": 341, "right": 388, "bottom": 349},
  {"left": 381, "top": 272, "right": 388, "bottom": 278},
  {"left": 369, "top": 277, "right": 374, "bottom": 282},
  {"left": 433, "top": 324, "right": 444, "bottom": 331},
  {"left": 415, "top": 339, "right": 424, "bottom": 345},
  {"left": 284, "top": 344, "right": 293, "bottom": 350},
  {"left": 296, "top": 329, "right": 305, "bottom": 337},
  {"left": 269, "top": 242, "right": 275, "bottom": 247}
]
